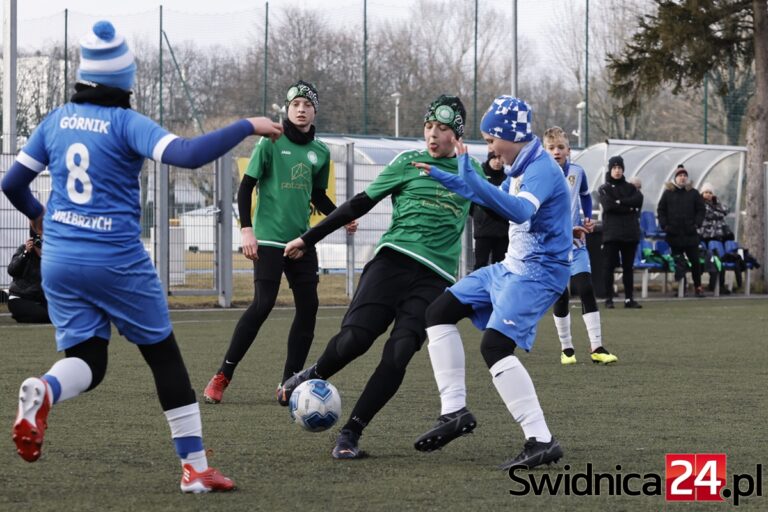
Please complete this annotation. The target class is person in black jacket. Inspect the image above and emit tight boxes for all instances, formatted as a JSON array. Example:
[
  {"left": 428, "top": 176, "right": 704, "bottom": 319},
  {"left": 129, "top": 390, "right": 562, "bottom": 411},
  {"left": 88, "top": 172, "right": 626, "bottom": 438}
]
[
  {"left": 7, "top": 230, "right": 50, "bottom": 323},
  {"left": 471, "top": 152, "right": 508, "bottom": 269},
  {"left": 657, "top": 165, "right": 706, "bottom": 297},
  {"left": 598, "top": 156, "right": 643, "bottom": 309}
]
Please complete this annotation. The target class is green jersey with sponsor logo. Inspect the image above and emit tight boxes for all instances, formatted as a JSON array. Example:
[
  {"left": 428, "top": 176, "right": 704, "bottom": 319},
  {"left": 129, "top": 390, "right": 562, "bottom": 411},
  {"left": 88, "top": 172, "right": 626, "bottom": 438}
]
[
  {"left": 365, "top": 150, "right": 483, "bottom": 283},
  {"left": 245, "top": 135, "right": 330, "bottom": 247}
]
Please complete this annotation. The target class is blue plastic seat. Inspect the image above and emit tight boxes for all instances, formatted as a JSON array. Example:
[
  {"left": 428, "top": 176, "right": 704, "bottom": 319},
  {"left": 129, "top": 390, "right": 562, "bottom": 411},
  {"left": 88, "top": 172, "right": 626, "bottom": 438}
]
[
  {"left": 634, "top": 240, "right": 663, "bottom": 298},
  {"left": 640, "top": 211, "right": 664, "bottom": 239},
  {"left": 654, "top": 240, "right": 671, "bottom": 256},
  {"left": 722, "top": 239, "right": 753, "bottom": 294}
]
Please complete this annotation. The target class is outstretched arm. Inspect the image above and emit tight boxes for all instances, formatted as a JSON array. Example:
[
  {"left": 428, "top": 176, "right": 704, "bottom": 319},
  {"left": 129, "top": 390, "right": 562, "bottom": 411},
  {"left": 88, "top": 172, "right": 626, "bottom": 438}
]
[
  {"left": 284, "top": 192, "right": 375, "bottom": 258},
  {"left": 310, "top": 188, "right": 359, "bottom": 235},
  {"left": 412, "top": 142, "right": 536, "bottom": 224},
  {"left": 160, "top": 118, "right": 282, "bottom": 168}
]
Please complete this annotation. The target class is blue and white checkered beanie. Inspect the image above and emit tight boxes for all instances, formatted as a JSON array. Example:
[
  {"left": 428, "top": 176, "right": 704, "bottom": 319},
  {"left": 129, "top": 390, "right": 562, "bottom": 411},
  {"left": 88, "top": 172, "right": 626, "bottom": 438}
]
[
  {"left": 77, "top": 21, "right": 136, "bottom": 91},
  {"left": 480, "top": 95, "right": 534, "bottom": 143}
]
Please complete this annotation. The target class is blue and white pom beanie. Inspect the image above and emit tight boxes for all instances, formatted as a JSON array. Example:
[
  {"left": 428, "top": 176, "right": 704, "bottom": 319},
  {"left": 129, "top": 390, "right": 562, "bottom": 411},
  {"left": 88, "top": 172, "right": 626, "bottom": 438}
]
[
  {"left": 77, "top": 21, "right": 136, "bottom": 91},
  {"left": 480, "top": 95, "right": 534, "bottom": 143}
]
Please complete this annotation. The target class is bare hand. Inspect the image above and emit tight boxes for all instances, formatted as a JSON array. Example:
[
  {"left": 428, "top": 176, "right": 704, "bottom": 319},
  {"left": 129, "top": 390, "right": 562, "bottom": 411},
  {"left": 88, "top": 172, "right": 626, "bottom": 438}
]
[
  {"left": 345, "top": 220, "right": 359, "bottom": 235},
  {"left": 24, "top": 239, "right": 34, "bottom": 252},
  {"left": 410, "top": 161, "right": 432, "bottom": 174},
  {"left": 241, "top": 228, "right": 259, "bottom": 260},
  {"left": 573, "top": 225, "right": 589, "bottom": 244},
  {"left": 247, "top": 117, "right": 283, "bottom": 142},
  {"left": 454, "top": 139, "right": 468, "bottom": 156},
  {"left": 582, "top": 218, "right": 595, "bottom": 233},
  {"left": 284, "top": 238, "right": 307, "bottom": 259}
]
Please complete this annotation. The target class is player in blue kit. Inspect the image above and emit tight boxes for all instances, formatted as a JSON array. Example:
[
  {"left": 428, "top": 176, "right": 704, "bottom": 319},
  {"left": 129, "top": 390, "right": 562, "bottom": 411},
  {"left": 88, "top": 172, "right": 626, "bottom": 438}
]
[
  {"left": 543, "top": 126, "right": 618, "bottom": 365},
  {"left": 1, "top": 21, "right": 282, "bottom": 493},
  {"left": 411, "top": 96, "right": 572, "bottom": 470}
]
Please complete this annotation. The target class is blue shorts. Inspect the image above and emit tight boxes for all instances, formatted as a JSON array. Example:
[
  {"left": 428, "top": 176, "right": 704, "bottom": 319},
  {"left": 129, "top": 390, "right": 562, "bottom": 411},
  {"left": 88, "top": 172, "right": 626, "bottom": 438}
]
[
  {"left": 42, "top": 256, "right": 172, "bottom": 351},
  {"left": 570, "top": 245, "right": 591, "bottom": 276},
  {"left": 448, "top": 262, "right": 568, "bottom": 351}
]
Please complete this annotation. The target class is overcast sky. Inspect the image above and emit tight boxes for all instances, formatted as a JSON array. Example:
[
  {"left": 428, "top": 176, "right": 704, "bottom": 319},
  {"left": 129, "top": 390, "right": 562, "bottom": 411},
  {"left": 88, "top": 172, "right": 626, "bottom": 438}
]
[{"left": 4, "top": 0, "right": 562, "bottom": 50}]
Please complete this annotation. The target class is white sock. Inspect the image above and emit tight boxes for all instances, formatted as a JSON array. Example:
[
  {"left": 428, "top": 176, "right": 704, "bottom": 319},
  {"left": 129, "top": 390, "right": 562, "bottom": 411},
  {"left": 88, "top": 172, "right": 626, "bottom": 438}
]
[
  {"left": 583, "top": 311, "right": 603, "bottom": 351},
  {"left": 44, "top": 357, "right": 93, "bottom": 403},
  {"left": 165, "top": 403, "right": 208, "bottom": 471},
  {"left": 553, "top": 314, "right": 573, "bottom": 351},
  {"left": 490, "top": 355, "right": 551, "bottom": 443},
  {"left": 426, "top": 324, "right": 466, "bottom": 415}
]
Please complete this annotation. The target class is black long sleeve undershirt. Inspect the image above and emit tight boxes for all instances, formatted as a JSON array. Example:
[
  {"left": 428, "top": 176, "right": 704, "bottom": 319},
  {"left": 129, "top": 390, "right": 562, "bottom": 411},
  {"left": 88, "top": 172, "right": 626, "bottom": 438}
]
[
  {"left": 301, "top": 192, "right": 377, "bottom": 246},
  {"left": 310, "top": 188, "right": 336, "bottom": 216},
  {"left": 237, "top": 175, "right": 337, "bottom": 228},
  {"left": 237, "top": 175, "right": 258, "bottom": 228}
]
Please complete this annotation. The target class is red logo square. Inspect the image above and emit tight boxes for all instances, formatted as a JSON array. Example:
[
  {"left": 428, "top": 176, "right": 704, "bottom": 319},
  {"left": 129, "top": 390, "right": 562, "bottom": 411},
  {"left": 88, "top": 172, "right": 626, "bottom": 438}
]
[{"left": 665, "top": 453, "right": 726, "bottom": 502}]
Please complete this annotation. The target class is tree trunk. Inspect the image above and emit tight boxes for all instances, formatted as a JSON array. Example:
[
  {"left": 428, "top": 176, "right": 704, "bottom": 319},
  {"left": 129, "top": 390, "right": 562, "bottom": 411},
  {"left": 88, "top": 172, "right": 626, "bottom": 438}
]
[{"left": 742, "top": 0, "right": 768, "bottom": 287}]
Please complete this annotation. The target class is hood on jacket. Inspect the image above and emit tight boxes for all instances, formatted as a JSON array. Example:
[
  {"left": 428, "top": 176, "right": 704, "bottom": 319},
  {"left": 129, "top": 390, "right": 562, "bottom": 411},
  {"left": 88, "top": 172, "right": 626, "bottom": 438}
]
[{"left": 664, "top": 181, "right": 694, "bottom": 191}]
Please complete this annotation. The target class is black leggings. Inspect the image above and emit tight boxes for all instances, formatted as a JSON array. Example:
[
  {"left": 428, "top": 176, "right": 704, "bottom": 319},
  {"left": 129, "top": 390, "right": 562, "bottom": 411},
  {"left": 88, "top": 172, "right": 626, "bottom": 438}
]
[
  {"left": 66, "top": 333, "right": 195, "bottom": 411},
  {"left": 553, "top": 272, "right": 598, "bottom": 317},
  {"left": 221, "top": 279, "right": 318, "bottom": 382},
  {"left": 314, "top": 249, "right": 447, "bottom": 433}
]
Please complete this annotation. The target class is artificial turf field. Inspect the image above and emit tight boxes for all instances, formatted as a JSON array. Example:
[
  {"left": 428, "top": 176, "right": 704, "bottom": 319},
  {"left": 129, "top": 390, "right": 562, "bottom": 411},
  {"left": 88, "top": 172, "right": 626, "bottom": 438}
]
[{"left": 0, "top": 298, "right": 766, "bottom": 511}]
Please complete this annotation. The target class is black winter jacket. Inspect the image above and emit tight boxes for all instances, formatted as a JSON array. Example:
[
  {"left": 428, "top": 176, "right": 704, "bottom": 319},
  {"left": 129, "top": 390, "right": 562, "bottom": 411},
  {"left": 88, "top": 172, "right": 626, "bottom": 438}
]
[
  {"left": 657, "top": 182, "right": 705, "bottom": 248},
  {"left": 597, "top": 173, "right": 643, "bottom": 242},
  {"left": 471, "top": 164, "right": 509, "bottom": 239},
  {"left": 7, "top": 244, "right": 45, "bottom": 303}
]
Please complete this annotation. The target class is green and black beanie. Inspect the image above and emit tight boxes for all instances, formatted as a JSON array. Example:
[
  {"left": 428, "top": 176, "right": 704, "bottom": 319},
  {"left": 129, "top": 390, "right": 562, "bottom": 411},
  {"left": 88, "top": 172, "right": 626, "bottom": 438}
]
[
  {"left": 424, "top": 95, "right": 466, "bottom": 138},
  {"left": 285, "top": 80, "right": 319, "bottom": 111}
]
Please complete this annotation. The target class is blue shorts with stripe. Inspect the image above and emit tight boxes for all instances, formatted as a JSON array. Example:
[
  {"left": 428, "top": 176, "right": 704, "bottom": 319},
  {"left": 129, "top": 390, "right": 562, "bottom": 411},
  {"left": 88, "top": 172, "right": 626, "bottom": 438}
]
[
  {"left": 447, "top": 261, "right": 569, "bottom": 351},
  {"left": 42, "top": 255, "right": 172, "bottom": 351},
  {"left": 570, "top": 244, "right": 591, "bottom": 276}
]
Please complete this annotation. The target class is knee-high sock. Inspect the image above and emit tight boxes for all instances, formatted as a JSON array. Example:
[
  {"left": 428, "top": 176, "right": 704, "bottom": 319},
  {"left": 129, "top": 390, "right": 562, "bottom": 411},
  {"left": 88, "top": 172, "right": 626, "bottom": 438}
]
[
  {"left": 426, "top": 324, "right": 466, "bottom": 415},
  {"left": 490, "top": 355, "right": 551, "bottom": 443},
  {"left": 582, "top": 311, "right": 602, "bottom": 351},
  {"left": 42, "top": 357, "right": 93, "bottom": 404},
  {"left": 165, "top": 403, "right": 207, "bottom": 471},
  {"left": 553, "top": 314, "right": 573, "bottom": 351}
]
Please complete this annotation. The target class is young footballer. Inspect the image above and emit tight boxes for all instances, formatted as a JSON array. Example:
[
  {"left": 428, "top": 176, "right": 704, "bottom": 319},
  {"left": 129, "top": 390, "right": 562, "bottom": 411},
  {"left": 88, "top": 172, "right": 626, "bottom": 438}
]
[
  {"left": 281, "top": 95, "right": 483, "bottom": 459},
  {"left": 542, "top": 126, "right": 618, "bottom": 365},
  {"left": 203, "top": 81, "right": 356, "bottom": 405},
  {"left": 412, "top": 96, "right": 572, "bottom": 470},
  {"left": 2, "top": 21, "right": 282, "bottom": 493}
]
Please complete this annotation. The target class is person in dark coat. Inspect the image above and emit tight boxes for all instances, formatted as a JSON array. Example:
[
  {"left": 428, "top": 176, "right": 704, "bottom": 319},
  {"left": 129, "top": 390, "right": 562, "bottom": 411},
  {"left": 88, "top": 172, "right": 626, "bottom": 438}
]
[
  {"left": 471, "top": 152, "right": 508, "bottom": 269},
  {"left": 699, "top": 182, "right": 736, "bottom": 293},
  {"left": 7, "top": 230, "right": 50, "bottom": 323},
  {"left": 598, "top": 156, "right": 643, "bottom": 309},
  {"left": 657, "top": 165, "right": 706, "bottom": 297}
]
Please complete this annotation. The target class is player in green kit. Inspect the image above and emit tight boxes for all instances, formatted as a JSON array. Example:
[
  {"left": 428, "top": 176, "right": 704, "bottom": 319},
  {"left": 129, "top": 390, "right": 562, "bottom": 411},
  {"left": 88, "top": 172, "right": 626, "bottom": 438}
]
[
  {"left": 281, "top": 95, "right": 484, "bottom": 459},
  {"left": 204, "top": 81, "right": 356, "bottom": 404}
]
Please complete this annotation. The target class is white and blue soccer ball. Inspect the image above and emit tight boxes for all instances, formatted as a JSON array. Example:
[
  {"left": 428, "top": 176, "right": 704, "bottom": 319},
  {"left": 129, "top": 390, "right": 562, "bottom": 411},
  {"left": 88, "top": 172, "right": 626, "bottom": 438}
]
[{"left": 289, "top": 379, "right": 342, "bottom": 432}]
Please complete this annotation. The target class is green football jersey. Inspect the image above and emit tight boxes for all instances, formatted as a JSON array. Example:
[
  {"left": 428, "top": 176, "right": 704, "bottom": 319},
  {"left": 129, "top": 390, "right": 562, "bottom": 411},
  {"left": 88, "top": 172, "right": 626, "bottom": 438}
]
[
  {"left": 365, "top": 150, "right": 483, "bottom": 282},
  {"left": 245, "top": 135, "right": 331, "bottom": 247}
]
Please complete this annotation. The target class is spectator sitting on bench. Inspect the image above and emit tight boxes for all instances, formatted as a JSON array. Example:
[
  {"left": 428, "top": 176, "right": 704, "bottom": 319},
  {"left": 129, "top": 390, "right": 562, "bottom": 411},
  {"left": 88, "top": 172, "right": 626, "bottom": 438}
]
[{"left": 699, "top": 182, "right": 734, "bottom": 294}]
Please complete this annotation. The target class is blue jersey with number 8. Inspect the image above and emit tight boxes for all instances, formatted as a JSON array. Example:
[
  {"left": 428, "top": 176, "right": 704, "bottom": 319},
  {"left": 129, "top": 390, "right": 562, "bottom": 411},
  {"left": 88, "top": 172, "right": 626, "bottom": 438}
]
[{"left": 18, "top": 102, "right": 175, "bottom": 265}]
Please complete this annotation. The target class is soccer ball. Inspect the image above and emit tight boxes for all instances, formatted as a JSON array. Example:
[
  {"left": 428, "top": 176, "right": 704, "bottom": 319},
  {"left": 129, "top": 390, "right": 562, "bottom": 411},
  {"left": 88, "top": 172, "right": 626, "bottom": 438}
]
[{"left": 289, "top": 379, "right": 342, "bottom": 432}]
